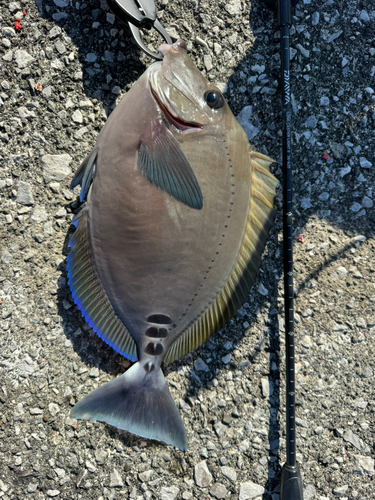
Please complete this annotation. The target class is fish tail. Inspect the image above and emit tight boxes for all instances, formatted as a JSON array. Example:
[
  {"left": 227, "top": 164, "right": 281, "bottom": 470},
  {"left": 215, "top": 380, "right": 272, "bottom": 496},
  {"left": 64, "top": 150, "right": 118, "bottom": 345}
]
[{"left": 70, "top": 362, "right": 187, "bottom": 451}]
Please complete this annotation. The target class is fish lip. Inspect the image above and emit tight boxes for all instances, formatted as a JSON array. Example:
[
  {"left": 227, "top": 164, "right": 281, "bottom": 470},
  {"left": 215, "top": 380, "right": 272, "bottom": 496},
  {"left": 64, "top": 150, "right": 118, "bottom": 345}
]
[{"left": 149, "top": 71, "right": 203, "bottom": 132}]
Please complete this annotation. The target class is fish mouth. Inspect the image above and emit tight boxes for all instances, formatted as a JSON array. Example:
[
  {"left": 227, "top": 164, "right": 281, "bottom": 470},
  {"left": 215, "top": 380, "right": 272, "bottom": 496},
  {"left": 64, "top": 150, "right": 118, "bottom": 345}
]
[{"left": 149, "top": 71, "right": 203, "bottom": 132}]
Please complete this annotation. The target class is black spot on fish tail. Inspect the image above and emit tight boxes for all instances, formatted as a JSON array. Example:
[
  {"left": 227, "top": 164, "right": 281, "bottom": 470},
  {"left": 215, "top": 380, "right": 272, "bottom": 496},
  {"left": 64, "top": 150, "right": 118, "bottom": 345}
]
[
  {"left": 143, "top": 362, "right": 155, "bottom": 373},
  {"left": 144, "top": 343, "right": 164, "bottom": 356}
]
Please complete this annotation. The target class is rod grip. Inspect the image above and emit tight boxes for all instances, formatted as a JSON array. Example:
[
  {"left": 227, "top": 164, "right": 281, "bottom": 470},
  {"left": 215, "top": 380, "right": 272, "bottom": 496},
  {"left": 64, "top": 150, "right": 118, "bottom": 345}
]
[{"left": 280, "top": 464, "right": 304, "bottom": 500}]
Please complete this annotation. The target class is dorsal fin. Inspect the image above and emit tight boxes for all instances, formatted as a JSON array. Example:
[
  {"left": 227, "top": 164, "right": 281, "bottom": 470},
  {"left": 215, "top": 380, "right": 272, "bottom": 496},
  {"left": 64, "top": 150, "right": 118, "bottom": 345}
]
[
  {"left": 67, "top": 209, "right": 138, "bottom": 361},
  {"left": 165, "top": 151, "right": 278, "bottom": 363}
]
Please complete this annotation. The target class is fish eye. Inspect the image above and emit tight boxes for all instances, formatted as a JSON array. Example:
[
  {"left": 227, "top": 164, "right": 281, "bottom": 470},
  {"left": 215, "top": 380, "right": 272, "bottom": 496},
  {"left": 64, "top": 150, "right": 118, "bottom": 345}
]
[{"left": 204, "top": 91, "right": 224, "bottom": 109}]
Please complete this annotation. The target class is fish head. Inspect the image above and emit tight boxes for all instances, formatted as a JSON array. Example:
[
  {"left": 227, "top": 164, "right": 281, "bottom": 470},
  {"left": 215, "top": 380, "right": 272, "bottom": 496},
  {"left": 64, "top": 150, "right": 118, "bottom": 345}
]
[{"left": 149, "top": 40, "right": 229, "bottom": 132}]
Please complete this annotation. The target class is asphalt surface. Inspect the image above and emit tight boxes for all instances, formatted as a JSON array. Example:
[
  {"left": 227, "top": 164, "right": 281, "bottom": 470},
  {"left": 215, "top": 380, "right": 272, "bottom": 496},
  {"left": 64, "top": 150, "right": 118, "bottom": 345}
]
[{"left": 0, "top": 0, "right": 374, "bottom": 499}]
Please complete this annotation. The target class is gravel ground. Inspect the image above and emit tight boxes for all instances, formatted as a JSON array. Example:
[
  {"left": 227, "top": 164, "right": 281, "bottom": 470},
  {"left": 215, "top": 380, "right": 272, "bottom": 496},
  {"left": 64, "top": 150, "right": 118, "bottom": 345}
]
[{"left": 1, "top": 0, "right": 375, "bottom": 499}]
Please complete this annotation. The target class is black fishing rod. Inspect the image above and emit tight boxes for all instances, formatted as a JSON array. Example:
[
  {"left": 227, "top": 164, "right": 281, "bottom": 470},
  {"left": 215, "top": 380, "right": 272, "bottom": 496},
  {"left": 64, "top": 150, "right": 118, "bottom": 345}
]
[{"left": 262, "top": 0, "right": 304, "bottom": 498}]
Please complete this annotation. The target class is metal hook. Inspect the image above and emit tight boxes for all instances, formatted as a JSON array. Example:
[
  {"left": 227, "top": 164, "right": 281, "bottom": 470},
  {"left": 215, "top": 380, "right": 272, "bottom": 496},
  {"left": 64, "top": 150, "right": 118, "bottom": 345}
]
[
  {"left": 128, "top": 20, "right": 172, "bottom": 60},
  {"left": 107, "top": 0, "right": 172, "bottom": 60}
]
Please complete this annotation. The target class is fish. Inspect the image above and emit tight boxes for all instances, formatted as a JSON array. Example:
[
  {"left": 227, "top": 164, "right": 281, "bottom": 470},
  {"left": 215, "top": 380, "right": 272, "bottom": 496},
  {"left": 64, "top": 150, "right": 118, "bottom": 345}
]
[{"left": 67, "top": 39, "right": 278, "bottom": 451}]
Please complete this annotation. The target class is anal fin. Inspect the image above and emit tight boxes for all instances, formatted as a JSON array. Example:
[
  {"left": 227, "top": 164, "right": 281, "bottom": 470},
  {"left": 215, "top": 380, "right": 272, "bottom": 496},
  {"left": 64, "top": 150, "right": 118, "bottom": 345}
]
[{"left": 67, "top": 209, "right": 137, "bottom": 361}]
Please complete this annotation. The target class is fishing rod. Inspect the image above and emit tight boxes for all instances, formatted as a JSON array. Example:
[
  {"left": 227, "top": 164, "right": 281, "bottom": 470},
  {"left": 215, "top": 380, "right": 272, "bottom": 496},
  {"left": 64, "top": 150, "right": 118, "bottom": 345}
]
[{"left": 262, "top": 0, "right": 304, "bottom": 498}]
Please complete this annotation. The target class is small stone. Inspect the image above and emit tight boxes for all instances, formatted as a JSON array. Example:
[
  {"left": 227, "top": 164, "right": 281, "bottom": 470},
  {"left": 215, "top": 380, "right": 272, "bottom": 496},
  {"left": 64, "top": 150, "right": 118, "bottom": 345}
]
[
  {"left": 214, "top": 43, "right": 222, "bottom": 55},
  {"left": 301, "top": 197, "right": 312, "bottom": 209},
  {"left": 109, "top": 469, "right": 123, "bottom": 488},
  {"left": 359, "top": 10, "right": 370, "bottom": 21},
  {"left": 76, "top": 470, "right": 88, "bottom": 488},
  {"left": 337, "top": 266, "right": 348, "bottom": 276},
  {"left": 18, "top": 106, "right": 35, "bottom": 119},
  {"left": 94, "top": 449, "right": 107, "bottom": 464},
  {"left": 27, "top": 482, "right": 38, "bottom": 493},
  {"left": 53, "top": 0, "right": 69, "bottom": 6},
  {"left": 106, "top": 12, "right": 115, "bottom": 24},
  {"left": 9, "top": 2, "right": 22, "bottom": 12},
  {"left": 30, "top": 407, "right": 43, "bottom": 415},
  {"left": 340, "top": 166, "right": 351, "bottom": 177},
  {"left": 258, "top": 283, "right": 268, "bottom": 296},
  {"left": 49, "top": 403, "right": 60, "bottom": 416},
  {"left": 166, "top": 27, "right": 179, "bottom": 40},
  {"left": 261, "top": 377, "right": 273, "bottom": 397},
  {"left": 210, "top": 483, "right": 228, "bottom": 499},
  {"left": 359, "top": 157, "right": 372, "bottom": 169},
  {"left": 55, "top": 41, "right": 66, "bottom": 54},
  {"left": 311, "top": 12, "right": 319, "bottom": 25},
  {"left": 2, "top": 27, "right": 16, "bottom": 38},
  {"left": 361, "top": 196, "right": 373, "bottom": 208},
  {"left": 41, "top": 154, "right": 72, "bottom": 181},
  {"left": 239, "top": 481, "right": 265, "bottom": 500},
  {"left": 204, "top": 54, "right": 213, "bottom": 71},
  {"left": 42, "top": 86, "right": 52, "bottom": 98},
  {"left": 225, "top": 0, "right": 242, "bottom": 15},
  {"left": 343, "top": 429, "right": 362, "bottom": 450},
  {"left": 318, "top": 192, "right": 329, "bottom": 201},
  {"left": 214, "top": 422, "right": 227, "bottom": 437},
  {"left": 320, "top": 96, "right": 330, "bottom": 106},
  {"left": 85, "top": 461, "right": 96, "bottom": 472},
  {"left": 86, "top": 53, "right": 97, "bottom": 62},
  {"left": 354, "top": 455, "right": 374, "bottom": 474},
  {"left": 221, "top": 353, "right": 231, "bottom": 364},
  {"left": 333, "top": 485, "right": 348, "bottom": 496},
  {"left": 112, "top": 85, "right": 121, "bottom": 95},
  {"left": 221, "top": 466, "right": 237, "bottom": 483},
  {"left": 350, "top": 202, "right": 362, "bottom": 212},
  {"left": 14, "top": 49, "right": 34, "bottom": 69},
  {"left": 89, "top": 367, "right": 99, "bottom": 378},
  {"left": 72, "top": 109, "right": 83, "bottom": 123},
  {"left": 46, "top": 491, "right": 60, "bottom": 497},
  {"left": 139, "top": 470, "right": 154, "bottom": 482},
  {"left": 105, "top": 51, "right": 114, "bottom": 62},
  {"left": 17, "top": 181, "right": 34, "bottom": 205},
  {"left": 194, "top": 358, "right": 209, "bottom": 372},
  {"left": 179, "top": 399, "right": 191, "bottom": 413},
  {"left": 296, "top": 417, "right": 309, "bottom": 428},
  {"left": 305, "top": 115, "right": 317, "bottom": 128},
  {"left": 304, "top": 484, "right": 317, "bottom": 500},
  {"left": 49, "top": 26, "right": 62, "bottom": 39},
  {"left": 194, "top": 461, "right": 213, "bottom": 487},
  {"left": 3, "top": 50, "right": 13, "bottom": 62},
  {"left": 160, "top": 486, "right": 179, "bottom": 500},
  {"left": 296, "top": 43, "right": 310, "bottom": 57}
]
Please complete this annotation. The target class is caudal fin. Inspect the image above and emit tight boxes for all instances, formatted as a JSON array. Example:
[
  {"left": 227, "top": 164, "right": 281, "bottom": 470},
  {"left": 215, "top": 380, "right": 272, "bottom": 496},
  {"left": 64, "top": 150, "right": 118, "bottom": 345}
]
[{"left": 70, "top": 362, "right": 188, "bottom": 451}]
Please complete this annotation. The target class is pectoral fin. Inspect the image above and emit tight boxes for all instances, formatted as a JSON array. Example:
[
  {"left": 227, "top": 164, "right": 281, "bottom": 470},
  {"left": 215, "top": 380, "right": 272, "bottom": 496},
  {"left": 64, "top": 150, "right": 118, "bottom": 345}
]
[{"left": 138, "top": 125, "right": 203, "bottom": 210}]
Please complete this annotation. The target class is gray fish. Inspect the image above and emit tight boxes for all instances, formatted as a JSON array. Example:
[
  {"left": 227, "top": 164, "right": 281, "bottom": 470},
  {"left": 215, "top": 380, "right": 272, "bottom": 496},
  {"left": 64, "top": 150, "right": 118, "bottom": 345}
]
[{"left": 67, "top": 40, "right": 278, "bottom": 451}]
